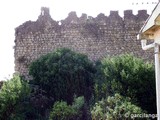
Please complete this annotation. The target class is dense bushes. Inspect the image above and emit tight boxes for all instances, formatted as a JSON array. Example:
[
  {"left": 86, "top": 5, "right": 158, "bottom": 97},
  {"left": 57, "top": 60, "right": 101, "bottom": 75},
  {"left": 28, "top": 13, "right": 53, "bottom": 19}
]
[
  {"left": 29, "top": 48, "right": 95, "bottom": 104},
  {"left": 50, "top": 101, "right": 76, "bottom": 120},
  {"left": 49, "top": 96, "right": 91, "bottom": 120},
  {"left": 0, "top": 75, "right": 31, "bottom": 120},
  {"left": 94, "top": 54, "right": 156, "bottom": 114},
  {"left": 91, "top": 93, "right": 144, "bottom": 120},
  {"left": 0, "top": 81, "right": 3, "bottom": 89},
  {"left": 1, "top": 48, "right": 157, "bottom": 119}
]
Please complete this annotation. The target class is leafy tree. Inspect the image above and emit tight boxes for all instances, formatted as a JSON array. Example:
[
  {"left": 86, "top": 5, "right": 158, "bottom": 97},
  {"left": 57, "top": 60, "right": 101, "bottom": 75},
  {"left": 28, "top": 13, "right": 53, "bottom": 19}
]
[
  {"left": 29, "top": 48, "right": 95, "bottom": 104},
  {"left": 0, "top": 75, "right": 31, "bottom": 120},
  {"left": 49, "top": 96, "right": 86, "bottom": 120},
  {"left": 49, "top": 101, "right": 75, "bottom": 120},
  {"left": 91, "top": 93, "right": 144, "bottom": 120},
  {"left": 0, "top": 81, "right": 3, "bottom": 89},
  {"left": 19, "top": 86, "right": 51, "bottom": 120},
  {"left": 94, "top": 54, "right": 156, "bottom": 114}
]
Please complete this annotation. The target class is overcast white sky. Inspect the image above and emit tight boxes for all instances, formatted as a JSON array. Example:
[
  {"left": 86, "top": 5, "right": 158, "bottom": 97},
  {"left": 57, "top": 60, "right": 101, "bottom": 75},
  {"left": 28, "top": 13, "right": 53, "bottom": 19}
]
[{"left": 0, "top": 0, "right": 158, "bottom": 80}]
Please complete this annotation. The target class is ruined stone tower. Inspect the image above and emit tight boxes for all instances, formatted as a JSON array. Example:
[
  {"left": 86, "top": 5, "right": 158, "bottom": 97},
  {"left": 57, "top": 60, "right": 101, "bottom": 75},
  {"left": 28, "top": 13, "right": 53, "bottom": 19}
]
[{"left": 14, "top": 7, "right": 153, "bottom": 79}]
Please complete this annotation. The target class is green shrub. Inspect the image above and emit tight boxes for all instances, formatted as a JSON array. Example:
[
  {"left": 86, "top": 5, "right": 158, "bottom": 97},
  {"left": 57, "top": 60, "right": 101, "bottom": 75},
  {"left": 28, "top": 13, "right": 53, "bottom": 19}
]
[
  {"left": 91, "top": 93, "right": 144, "bottom": 120},
  {"left": 49, "top": 96, "right": 85, "bottom": 120},
  {"left": 49, "top": 101, "right": 75, "bottom": 120},
  {"left": 21, "top": 86, "right": 51, "bottom": 120},
  {"left": 29, "top": 48, "right": 95, "bottom": 104},
  {"left": 94, "top": 54, "right": 156, "bottom": 113},
  {"left": 0, "top": 81, "right": 3, "bottom": 89},
  {"left": 0, "top": 75, "right": 31, "bottom": 120}
]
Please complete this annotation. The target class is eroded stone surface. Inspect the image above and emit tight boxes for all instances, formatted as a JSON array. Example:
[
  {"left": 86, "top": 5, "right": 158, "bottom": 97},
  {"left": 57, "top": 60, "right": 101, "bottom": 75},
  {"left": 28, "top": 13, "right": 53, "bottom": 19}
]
[{"left": 14, "top": 7, "right": 153, "bottom": 79}]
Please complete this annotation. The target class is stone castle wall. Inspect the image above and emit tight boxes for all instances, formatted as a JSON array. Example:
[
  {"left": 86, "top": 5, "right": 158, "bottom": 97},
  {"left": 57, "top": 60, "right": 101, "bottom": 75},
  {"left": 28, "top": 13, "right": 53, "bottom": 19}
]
[{"left": 14, "top": 7, "right": 154, "bottom": 79}]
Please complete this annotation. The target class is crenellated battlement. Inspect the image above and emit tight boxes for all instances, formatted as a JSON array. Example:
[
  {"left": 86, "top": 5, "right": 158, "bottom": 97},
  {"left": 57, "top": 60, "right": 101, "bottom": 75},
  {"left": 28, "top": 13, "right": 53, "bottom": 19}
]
[
  {"left": 40, "top": 7, "right": 50, "bottom": 16},
  {"left": 14, "top": 7, "right": 153, "bottom": 79},
  {"left": 15, "top": 8, "right": 149, "bottom": 35}
]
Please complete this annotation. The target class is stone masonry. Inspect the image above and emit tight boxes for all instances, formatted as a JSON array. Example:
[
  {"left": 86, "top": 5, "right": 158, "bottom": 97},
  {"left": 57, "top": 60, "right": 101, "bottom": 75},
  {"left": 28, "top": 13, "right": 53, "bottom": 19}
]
[{"left": 14, "top": 7, "right": 154, "bottom": 79}]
